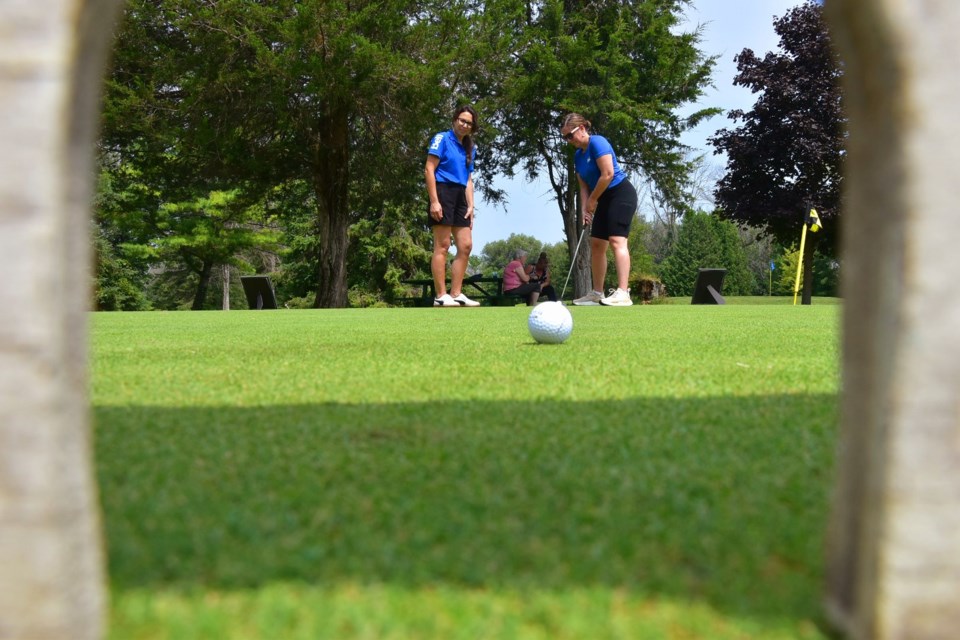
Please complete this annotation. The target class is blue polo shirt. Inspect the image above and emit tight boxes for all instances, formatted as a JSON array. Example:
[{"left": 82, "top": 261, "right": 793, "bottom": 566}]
[
  {"left": 428, "top": 129, "right": 475, "bottom": 186},
  {"left": 574, "top": 134, "right": 626, "bottom": 191}
]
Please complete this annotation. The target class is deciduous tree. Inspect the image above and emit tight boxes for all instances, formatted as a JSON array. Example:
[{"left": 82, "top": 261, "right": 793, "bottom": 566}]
[
  {"left": 102, "top": 0, "right": 475, "bottom": 307},
  {"left": 483, "top": 0, "right": 718, "bottom": 297},
  {"left": 710, "top": 0, "right": 844, "bottom": 304},
  {"left": 479, "top": 234, "right": 545, "bottom": 275}
]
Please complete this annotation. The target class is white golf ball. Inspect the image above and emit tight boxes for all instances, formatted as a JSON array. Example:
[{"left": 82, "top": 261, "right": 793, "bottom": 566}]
[{"left": 527, "top": 302, "right": 573, "bottom": 344}]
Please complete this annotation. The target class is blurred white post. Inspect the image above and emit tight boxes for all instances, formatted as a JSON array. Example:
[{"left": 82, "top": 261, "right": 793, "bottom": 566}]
[
  {"left": 0, "top": 0, "right": 122, "bottom": 637},
  {"left": 825, "top": 1, "right": 960, "bottom": 638}
]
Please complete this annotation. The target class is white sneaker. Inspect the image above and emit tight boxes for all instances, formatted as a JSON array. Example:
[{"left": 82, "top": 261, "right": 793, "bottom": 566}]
[
  {"left": 434, "top": 293, "right": 459, "bottom": 307},
  {"left": 572, "top": 290, "right": 603, "bottom": 306},
  {"left": 451, "top": 293, "right": 480, "bottom": 307},
  {"left": 600, "top": 288, "right": 633, "bottom": 306}
]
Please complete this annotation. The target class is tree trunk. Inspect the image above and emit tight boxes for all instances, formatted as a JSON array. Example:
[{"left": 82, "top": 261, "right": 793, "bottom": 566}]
[
  {"left": 824, "top": 3, "right": 960, "bottom": 636},
  {"left": 558, "top": 159, "right": 591, "bottom": 299},
  {"left": 264, "top": 251, "right": 278, "bottom": 273},
  {"left": 801, "top": 233, "right": 817, "bottom": 305},
  {"left": 313, "top": 103, "right": 351, "bottom": 308},
  {"left": 192, "top": 259, "right": 213, "bottom": 310},
  {"left": 571, "top": 198, "right": 592, "bottom": 298},
  {"left": 222, "top": 263, "right": 230, "bottom": 310},
  {"left": 1, "top": 0, "right": 118, "bottom": 636}
]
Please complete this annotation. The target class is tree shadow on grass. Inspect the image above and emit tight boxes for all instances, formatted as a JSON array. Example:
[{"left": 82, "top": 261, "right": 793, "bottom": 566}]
[{"left": 94, "top": 393, "right": 837, "bottom": 624}]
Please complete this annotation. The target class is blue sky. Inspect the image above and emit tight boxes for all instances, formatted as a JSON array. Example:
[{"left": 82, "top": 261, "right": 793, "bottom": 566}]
[{"left": 469, "top": 0, "right": 803, "bottom": 252}]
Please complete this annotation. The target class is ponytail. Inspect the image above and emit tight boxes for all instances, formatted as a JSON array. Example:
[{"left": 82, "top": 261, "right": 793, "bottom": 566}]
[
  {"left": 453, "top": 105, "right": 478, "bottom": 171},
  {"left": 463, "top": 135, "right": 473, "bottom": 170}
]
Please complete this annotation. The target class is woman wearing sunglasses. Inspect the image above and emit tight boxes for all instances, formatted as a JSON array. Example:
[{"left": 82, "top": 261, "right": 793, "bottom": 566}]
[
  {"left": 424, "top": 105, "right": 481, "bottom": 307},
  {"left": 559, "top": 113, "right": 637, "bottom": 307}
]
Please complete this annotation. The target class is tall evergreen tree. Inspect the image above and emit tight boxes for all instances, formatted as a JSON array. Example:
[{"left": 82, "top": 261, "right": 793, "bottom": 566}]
[
  {"left": 658, "top": 211, "right": 752, "bottom": 297},
  {"left": 93, "top": 229, "right": 150, "bottom": 311},
  {"left": 714, "top": 216, "right": 756, "bottom": 296},
  {"left": 658, "top": 212, "right": 719, "bottom": 297},
  {"left": 150, "top": 190, "right": 280, "bottom": 310}
]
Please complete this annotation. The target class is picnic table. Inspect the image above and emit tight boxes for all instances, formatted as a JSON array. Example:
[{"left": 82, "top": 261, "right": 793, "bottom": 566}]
[{"left": 400, "top": 274, "right": 507, "bottom": 306}]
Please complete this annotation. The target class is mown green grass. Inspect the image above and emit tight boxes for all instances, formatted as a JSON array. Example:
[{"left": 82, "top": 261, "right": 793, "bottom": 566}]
[
  {"left": 663, "top": 295, "right": 841, "bottom": 306},
  {"left": 91, "top": 302, "right": 841, "bottom": 639}
]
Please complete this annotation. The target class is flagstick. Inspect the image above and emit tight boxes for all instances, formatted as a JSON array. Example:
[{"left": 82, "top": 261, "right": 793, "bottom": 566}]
[
  {"left": 793, "top": 223, "right": 808, "bottom": 306},
  {"left": 792, "top": 208, "right": 822, "bottom": 305}
]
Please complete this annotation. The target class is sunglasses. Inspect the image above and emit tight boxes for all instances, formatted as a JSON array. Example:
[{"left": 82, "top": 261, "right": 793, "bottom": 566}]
[{"left": 562, "top": 126, "right": 581, "bottom": 141}]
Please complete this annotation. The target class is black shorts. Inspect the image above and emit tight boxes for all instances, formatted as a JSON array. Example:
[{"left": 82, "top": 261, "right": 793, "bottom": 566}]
[
  {"left": 591, "top": 180, "right": 637, "bottom": 240},
  {"left": 429, "top": 181, "right": 471, "bottom": 228},
  {"left": 504, "top": 281, "right": 541, "bottom": 297}
]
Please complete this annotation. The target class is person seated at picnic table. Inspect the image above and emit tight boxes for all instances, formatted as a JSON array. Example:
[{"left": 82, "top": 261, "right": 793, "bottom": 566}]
[
  {"left": 528, "top": 251, "right": 558, "bottom": 302},
  {"left": 503, "top": 249, "right": 540, "bottom": 305}
]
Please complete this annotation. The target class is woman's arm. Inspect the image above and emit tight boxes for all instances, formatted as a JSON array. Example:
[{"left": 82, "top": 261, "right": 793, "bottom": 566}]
[
  {"left": 424, "top": 156, "right": 442, "bottom": 221},
  {"left": 515, "top": 262, "right": 531, "bottom": 283},
  {"left": 577, "top": 174, "right": 593, "bottom": 225},
  {"left": 465, "top": 176, "right": 475, "bottom": 228},
  {"left": 586, "top": 154, "right": 615, "bottom": 215}
]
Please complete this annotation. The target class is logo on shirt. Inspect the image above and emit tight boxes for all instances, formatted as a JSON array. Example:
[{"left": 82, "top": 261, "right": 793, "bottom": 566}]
[{"left": 429, "top": 134, "right": 444, "bottom": 151}]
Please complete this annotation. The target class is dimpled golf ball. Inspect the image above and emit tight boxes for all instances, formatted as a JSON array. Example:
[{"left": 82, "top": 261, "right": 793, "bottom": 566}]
[{"left": 527, "top": 301, "right": 573, "bottom": 344}]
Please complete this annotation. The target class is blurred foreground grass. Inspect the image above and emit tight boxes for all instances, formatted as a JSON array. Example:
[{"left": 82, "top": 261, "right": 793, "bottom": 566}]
[{"left": 92, "top": 304, "right": 840, "bottom": 639}]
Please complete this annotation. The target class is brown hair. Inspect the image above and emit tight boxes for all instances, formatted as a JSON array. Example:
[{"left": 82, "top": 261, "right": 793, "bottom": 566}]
[
  {"left": 561, "top": 113, "right": 591, "bottom": 133},
  {"left": 454, "top": 105, "right": 478, "bottom": 170}
]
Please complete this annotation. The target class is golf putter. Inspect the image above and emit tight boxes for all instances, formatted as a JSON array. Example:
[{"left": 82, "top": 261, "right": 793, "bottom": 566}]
[{"left": 560, "top": 224, "right": 589, "bottom": 301}]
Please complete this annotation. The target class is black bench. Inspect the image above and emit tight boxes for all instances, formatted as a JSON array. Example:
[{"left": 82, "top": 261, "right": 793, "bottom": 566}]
[{"left": 399, "top": 274, "right": 505, "bottom": 306}]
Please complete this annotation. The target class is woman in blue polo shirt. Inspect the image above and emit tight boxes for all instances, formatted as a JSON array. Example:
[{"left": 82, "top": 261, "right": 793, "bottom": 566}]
[
  {"left": 560, "top": 113, "right": 638, "bottom": 307},
  {"left": 424, "top": 105, "right": 480, "bottom": 307}
]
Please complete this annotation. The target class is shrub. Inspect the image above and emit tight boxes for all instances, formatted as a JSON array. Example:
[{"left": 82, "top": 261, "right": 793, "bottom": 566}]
[
  {"left": 348, "top": 287, "right": 389, "bottom": 308},
  {"left": 282, "top": 296, "right": 314, "bottom": 309}
]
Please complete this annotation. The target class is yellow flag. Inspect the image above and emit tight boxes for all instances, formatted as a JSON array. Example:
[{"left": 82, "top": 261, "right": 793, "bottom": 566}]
[{"left": 794, "top": 207, "right": 823, "bottom": 305}]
